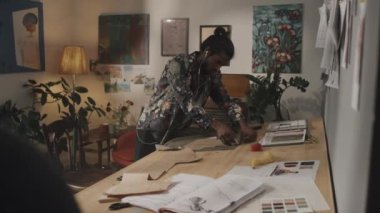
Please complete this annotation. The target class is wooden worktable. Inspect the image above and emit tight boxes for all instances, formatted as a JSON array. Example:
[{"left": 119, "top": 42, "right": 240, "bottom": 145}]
[{"left": 75, "top": 117, "right": 336, "bottom": 213}]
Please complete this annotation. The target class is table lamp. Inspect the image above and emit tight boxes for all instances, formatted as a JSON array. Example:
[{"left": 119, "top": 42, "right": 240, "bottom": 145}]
[{"left": 59, "top": 45, "right": 88, "bottom": 87}]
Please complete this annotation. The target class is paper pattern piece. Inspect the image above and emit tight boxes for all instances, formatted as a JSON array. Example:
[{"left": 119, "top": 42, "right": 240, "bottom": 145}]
[
  {"left": 184, "top": 136, "right": 237, "bottom": 152},
  {"left": 105, "top": 173, "right": 171, "bottom": 196},
  {"left": 128, "top": 148, "right": 201, "bottom": 180}
]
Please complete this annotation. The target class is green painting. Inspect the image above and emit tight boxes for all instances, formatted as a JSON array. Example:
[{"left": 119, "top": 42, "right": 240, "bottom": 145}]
[
  {"left": 98, "top": 14, "right": 149, "bottom": 65},
  {"left": 253, "top": 4, "right": 303, "bottom": 73}
]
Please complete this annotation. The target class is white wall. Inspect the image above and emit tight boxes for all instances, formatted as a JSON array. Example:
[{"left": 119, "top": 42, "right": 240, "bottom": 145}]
[
  {"left": 324, "top": 0, "right": 379, "bottom": 212},
  {"left": 0, "top": 0, "right": 324, "bottom": 127}
]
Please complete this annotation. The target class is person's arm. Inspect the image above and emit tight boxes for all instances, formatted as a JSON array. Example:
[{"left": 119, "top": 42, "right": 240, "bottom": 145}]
[{"left": 209, "top": 72, "right": 257, "bottom": 144}]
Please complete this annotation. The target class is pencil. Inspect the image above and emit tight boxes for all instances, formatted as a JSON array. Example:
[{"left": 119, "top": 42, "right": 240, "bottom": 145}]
[{"left": 269, "top": 165, "right": 279, "bottom": 176}]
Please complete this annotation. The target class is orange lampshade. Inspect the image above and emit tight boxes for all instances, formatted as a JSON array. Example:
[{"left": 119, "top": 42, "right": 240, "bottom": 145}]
[{"left": 59, "top": 46, "right": 88, "bottom": 75}]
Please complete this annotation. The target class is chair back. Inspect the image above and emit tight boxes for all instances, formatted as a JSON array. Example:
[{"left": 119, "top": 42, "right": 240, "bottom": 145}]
[{"left": 112, "top": 130, "right": 137, "bottom": 167}]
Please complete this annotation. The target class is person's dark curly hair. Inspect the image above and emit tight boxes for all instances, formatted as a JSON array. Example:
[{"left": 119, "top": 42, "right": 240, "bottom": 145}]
[{"left": 200, "top": 26, "right": 234, "bottom": 59}]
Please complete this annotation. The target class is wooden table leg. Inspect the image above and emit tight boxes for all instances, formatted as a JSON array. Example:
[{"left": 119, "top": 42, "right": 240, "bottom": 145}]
[
  {"left": 107, "top": 138, "right": 111, "bottom": 164},
  {"left": 97, "top": 140, "right": 102, "bottom": 167}
]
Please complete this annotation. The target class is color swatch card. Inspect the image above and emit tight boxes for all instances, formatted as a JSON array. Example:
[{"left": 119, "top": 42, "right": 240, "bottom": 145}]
[{"left": 260, "top": 196, "right": 314, "bottom": 213}]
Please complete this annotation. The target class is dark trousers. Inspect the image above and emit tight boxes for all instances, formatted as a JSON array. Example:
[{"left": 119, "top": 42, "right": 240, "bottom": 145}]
[{"left": 134, "top": 129, "right": 165, "bottom": 160}]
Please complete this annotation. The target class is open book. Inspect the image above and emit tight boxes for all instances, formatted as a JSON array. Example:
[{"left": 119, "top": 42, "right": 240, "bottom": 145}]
[
  {"left": 122, "top": 173, "right": 265, "bottom": 213},
  {"left": 266, "top": 120, "right": 307, "bottom": 132},
  {"left": 260, "top": 120, "right": 307, "bottom": 147}
]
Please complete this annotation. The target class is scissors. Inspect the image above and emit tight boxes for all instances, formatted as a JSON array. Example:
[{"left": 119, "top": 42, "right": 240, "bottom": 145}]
[{"left": 109, "top": 202, "right": 132, "bottom": 210}]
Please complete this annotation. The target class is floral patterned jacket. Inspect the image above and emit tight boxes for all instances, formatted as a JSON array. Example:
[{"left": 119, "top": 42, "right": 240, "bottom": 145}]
[{"left": 137, "top": 51, "right": 244, "bottom": 137}]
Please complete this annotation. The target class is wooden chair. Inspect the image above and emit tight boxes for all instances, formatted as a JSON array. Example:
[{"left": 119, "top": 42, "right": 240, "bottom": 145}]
[
  {"left": 112, "top": 130, "right": 137, "bottom": 167},
  {"left": 80, "top": 124, "right": 112, "bottom": 167}
]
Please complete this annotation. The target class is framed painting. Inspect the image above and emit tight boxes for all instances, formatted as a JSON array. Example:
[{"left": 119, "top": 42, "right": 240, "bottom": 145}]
[
  {"left": 0, "top": 1, "right": 45, "bottom": 74},
  {"left": 161, "top": 18, "right": 189, "bottom": 56},
  {"left": 252, "top": 4, "right": 303, "bottom": 73},
  {"left": 98, "top": 14, "right": 149, "bottom": 65},
  {"left": 199, "top": 25, "right": 231, "bottom": 48}
]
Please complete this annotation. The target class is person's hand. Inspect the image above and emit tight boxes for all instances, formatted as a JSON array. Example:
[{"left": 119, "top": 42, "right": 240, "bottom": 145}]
[
  {"left": 211, "top": 120, "right": 236, "bottom": 145},
  {"left": 239, "top": 121, "right": 258, "bottom": 144}
]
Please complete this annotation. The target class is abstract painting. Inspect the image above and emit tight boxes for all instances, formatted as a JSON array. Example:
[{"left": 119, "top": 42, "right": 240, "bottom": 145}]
[
  {"left": 98, "top": 14, "right": 149, "bottom": 65},
  {"left": 253, "top": 4, "right": 303, "bottom": 73}
]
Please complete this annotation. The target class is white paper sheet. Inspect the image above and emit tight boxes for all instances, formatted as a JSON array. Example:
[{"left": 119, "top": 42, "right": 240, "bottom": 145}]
[
  {"left": 237, "top": 177, "right": 330, "bottom": 212},
  {"left": 228, "top": 160, "right": 320, "bottom": 181},
  {"left": 121, "top": 173, "right": 214, "bottom": 212},
  {"left": 316, "top": 4, "right": 328, "bottom": 48},
  {"left": 325, "top": 67, "right": 340, "bottom": 89},
  {"left": 351, "top": 2, "right": 366, "bottom": 111}
]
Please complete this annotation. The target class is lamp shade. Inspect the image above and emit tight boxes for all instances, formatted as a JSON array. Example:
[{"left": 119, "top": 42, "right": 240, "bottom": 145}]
[{"left": 59, "top": 46, "right": 88, "bottom": 75}]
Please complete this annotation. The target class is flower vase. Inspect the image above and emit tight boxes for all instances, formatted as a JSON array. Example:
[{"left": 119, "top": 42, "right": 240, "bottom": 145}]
[{"left": 115, "top": 122, "right": 128, "bottom": 132}]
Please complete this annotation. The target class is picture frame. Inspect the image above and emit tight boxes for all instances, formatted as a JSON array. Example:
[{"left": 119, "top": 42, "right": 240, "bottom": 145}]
[
  {"left": 161, "top": 18, "right": 189, "bottom": 56},
  {"left": 0, "top": 1, "right": 45, "bottom": 74},
  {"left": 252, "top": 4, "right": 303, "bottom": 73},
  {"left": 199, "top": 25, "right": 231, "bottom": 48}
]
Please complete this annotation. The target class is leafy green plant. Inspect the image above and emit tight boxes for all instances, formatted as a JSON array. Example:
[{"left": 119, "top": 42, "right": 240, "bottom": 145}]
[
  {"left": 245, "top": 69, "right": 309, "bottom": 123},
  {"left": 23, "top": 78, "right": 106, "bottom": 170},
  {"left": 0, "top": 100, "right": 46, "bottom": 144}
]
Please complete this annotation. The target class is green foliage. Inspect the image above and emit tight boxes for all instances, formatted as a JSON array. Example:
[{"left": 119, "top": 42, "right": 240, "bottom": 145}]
[
  {"left": 23, "top": 78, "right": 106, "bottom": 169},
  {"left": 245, "top": 69, "right": 309, "bottom": 123},
  {"left": 23, "top": 78, "right": 106, "bottom": 133},
  {"left": 0, "top": 100, "right": 46, "bottom": 144}
]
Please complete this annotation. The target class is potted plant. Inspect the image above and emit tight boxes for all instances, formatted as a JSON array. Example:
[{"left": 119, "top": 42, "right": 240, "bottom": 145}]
[
  {"left": 245, "top": 70, "right": 309, "bottom": 123},
  {"left": 0, "top": 100, "right": 46, "bottom": 144},
  {"left": 23, "top": 78, "right": 106, "bottom": 170}
]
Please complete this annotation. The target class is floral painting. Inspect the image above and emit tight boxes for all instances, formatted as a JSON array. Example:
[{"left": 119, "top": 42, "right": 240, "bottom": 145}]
[{"left": 252, "top": 4, "right": 303, "bottom": 73}]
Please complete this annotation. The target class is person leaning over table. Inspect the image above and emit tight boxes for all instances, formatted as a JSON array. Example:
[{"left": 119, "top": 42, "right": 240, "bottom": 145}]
[{"left": 135, "top": 27, "right": 257, "bottom": 159}]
